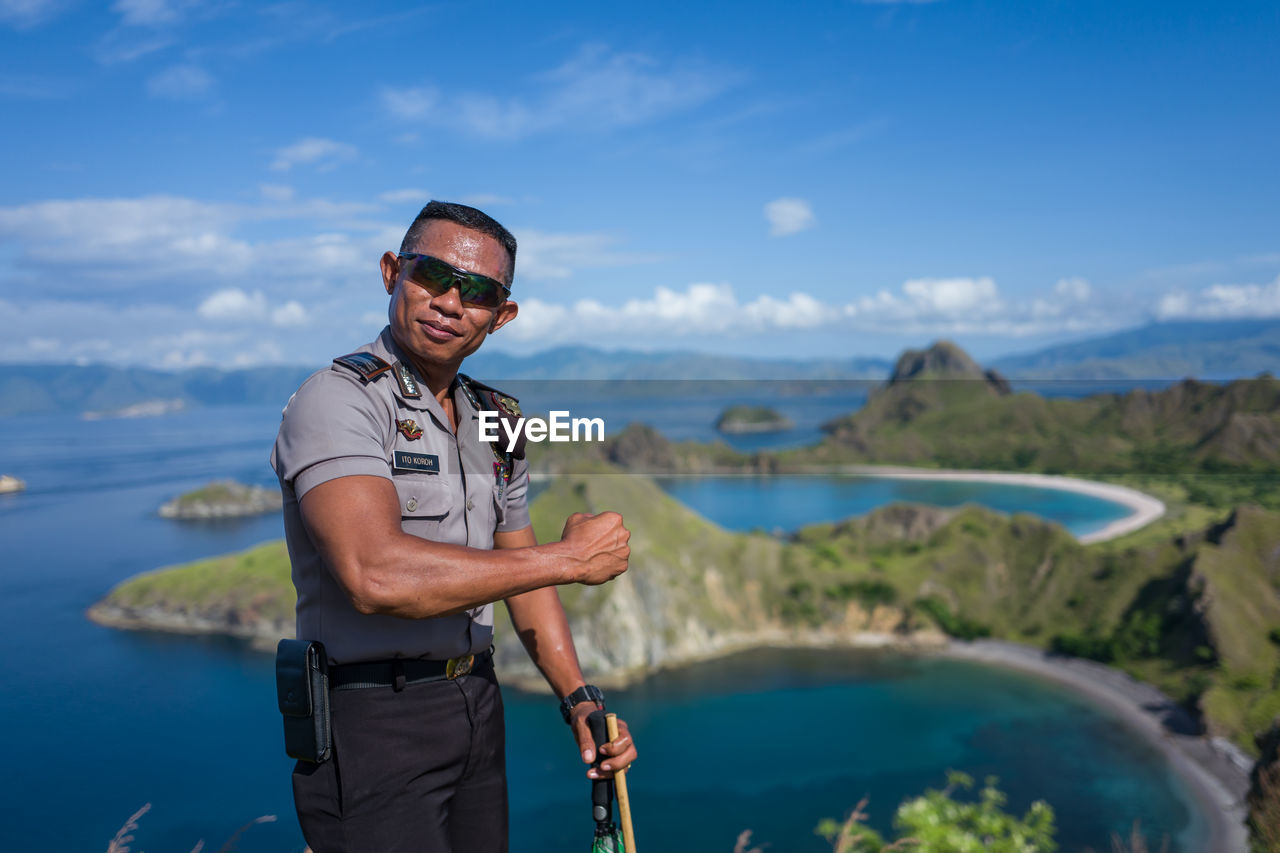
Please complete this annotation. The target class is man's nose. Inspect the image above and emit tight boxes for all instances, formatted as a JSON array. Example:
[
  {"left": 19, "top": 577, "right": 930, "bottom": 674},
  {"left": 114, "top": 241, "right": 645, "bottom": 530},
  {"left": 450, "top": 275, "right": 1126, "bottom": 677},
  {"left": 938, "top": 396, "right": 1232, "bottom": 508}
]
[{"left": 429, "top": 283, "right": 464, "bottom": 316}]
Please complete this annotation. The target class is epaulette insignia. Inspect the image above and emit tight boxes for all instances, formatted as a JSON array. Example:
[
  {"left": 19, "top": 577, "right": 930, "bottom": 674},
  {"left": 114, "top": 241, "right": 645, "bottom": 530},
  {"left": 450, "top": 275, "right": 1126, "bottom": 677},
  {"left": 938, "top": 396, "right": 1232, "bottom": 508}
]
[
  {"left": 489, "top": 391, "right": 521, "bottom": 418},
  {"left": 333, "top": 352, "right": 391, "bottom": 382},
  {"left": 394, "top": 361, "right": 422, "bottom": 399},
  {"left": 458, "top": 373, "right": 526, "bottom": 461}
]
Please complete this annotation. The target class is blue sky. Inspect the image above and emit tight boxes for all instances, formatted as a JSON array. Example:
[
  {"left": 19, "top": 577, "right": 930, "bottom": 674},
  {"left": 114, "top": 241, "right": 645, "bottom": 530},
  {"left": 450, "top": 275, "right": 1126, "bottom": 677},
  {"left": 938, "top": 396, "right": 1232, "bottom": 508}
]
[{"left": 1, "top": 0, "right": 1277, "bottom": 368}]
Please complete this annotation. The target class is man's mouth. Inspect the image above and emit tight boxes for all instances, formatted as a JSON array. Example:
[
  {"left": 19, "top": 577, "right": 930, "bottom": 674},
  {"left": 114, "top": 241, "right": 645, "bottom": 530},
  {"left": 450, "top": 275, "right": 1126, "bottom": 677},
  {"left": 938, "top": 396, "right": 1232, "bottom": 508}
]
[{"left": 418, "top": 318, "right": 460, "bottom": 341}]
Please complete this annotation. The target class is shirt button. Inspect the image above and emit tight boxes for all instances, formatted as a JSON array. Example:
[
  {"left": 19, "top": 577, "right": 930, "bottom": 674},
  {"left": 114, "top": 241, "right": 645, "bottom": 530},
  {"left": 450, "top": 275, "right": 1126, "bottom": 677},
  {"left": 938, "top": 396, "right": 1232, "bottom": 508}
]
[
  {"left": 406, "top": 497, "right": 418, "bottom": 512},
  {"left": 466, "top": 499, "right": 475, "bottom": 511}
]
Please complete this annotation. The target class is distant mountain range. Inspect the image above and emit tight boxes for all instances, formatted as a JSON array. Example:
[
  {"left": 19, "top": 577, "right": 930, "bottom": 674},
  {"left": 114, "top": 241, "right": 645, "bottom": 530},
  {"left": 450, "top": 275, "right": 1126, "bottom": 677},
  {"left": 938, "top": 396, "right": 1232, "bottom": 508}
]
[
  {"left": 0, "top": 319, "right": 1276, "bottom": 416},
  {"left": 990, "top": 318, "right": 1280, "bottom": 380}
]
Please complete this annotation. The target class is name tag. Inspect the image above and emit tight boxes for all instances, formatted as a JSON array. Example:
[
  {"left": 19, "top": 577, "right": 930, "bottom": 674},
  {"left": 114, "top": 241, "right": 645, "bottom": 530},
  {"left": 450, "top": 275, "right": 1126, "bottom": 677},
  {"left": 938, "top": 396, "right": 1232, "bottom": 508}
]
[{"left": 393, "top": 451, "right": 440, "bottom": 474}]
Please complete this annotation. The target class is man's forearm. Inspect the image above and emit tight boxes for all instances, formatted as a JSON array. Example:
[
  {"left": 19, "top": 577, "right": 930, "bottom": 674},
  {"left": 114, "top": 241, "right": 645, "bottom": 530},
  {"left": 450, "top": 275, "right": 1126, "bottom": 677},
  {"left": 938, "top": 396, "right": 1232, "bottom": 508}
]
[
  {"left": 505, "top": 587, "right": 589, "bottom": 698},
  {"left": 498, "top": 526, "right": 589, "bottom": 698},
  {"left": 340, "top": 535, "right": 575, "bottom": 620},
  {"left": 300, "top": 475, "right": 627, "bottom": 620}
]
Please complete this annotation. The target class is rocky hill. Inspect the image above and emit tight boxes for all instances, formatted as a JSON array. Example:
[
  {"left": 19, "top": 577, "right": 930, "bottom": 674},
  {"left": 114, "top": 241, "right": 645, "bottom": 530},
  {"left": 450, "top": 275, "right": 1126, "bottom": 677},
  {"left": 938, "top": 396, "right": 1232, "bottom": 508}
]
[
  {"left": 809, "top": 343, "right": 1280, "bottom": 480},
  {"left": 87, "top": 541, "right": 293, "bottom": 648},
  {"left": 158, "top": 480, "right": 282, "bottom": 519}
]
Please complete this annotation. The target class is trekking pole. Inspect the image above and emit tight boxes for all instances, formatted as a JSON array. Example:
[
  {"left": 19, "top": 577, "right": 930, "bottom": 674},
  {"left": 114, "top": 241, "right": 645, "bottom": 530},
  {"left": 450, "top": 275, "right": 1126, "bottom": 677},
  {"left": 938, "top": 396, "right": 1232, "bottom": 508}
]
[{"left": 606, "top": 713, "right": 636, "bottom": 853}]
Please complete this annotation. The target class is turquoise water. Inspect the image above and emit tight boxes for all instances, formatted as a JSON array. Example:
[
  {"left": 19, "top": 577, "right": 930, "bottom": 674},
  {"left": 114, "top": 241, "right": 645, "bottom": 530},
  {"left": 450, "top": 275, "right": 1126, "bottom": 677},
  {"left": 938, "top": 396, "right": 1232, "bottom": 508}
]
[
  {"left": 0, "top": 402, "right": 1206, "bottom": 851},
  {"left": 658, "top": 475, "right": 1133, "bottom": 539}
]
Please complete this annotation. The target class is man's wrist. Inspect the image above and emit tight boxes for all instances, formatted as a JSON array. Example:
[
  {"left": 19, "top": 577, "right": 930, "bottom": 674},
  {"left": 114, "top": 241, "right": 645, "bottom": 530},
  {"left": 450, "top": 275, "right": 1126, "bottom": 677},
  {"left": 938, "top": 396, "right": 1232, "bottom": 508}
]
[{"left": 560, "top": 684, "right": 605, "bottom": 724}]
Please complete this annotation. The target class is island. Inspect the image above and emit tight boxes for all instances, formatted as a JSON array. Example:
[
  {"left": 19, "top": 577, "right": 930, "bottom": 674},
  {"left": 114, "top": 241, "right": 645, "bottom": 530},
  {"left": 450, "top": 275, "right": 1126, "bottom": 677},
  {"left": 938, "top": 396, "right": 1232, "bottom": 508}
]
[
  {"left": 158, "top": 480, "right": 282, "bottom": 519},
  {"left": 82, "top": 398, "right": 187, "bottom": 420},
  {"left": 0, "top": 474, "right": 26, "bottom": 494},
  {"left": 715, "top": 405, "right": 794, "bottom": 434}
]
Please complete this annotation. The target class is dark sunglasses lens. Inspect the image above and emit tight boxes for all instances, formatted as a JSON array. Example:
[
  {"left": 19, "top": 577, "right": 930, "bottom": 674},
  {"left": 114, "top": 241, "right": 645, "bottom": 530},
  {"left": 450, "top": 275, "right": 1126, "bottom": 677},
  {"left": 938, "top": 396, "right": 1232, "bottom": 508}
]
[
  {"left": 403, "top": 256, "right": 452, "bottom": 294},
  {"left": 457, "top": 278, "right": 505, "bottom": 308},
  {"left": 403, "top": 255, "right": 506, "bottom": 307}
]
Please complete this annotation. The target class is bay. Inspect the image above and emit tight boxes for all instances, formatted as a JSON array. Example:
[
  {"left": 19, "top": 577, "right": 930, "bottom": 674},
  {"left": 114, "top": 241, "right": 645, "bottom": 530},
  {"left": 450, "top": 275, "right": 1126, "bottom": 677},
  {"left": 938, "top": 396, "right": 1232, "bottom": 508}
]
[{"left": 0, "top": 398, "right": 1205, "bottom": 851}]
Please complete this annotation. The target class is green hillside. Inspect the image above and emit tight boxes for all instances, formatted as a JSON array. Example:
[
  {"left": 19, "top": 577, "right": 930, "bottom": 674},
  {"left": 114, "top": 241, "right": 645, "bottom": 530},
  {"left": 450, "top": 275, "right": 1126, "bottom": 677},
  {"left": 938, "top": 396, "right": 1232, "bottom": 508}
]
[{"left": 92, "top": 469, "right": 1280, "bottom": 754}]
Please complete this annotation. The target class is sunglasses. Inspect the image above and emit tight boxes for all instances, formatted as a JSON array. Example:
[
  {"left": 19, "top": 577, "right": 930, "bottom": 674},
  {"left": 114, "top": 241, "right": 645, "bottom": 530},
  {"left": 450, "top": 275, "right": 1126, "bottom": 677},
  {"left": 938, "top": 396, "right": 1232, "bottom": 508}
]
[{"left": 396, "top": 252, "right": 511, "bottom": 309}]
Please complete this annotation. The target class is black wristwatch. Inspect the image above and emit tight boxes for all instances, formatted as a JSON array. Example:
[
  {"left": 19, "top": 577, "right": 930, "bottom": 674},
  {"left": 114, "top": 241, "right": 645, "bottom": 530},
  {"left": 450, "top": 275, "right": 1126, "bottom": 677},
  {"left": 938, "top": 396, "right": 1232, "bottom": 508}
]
[{"left": 560, "top": 684, "right": 605, "bottom": 724}]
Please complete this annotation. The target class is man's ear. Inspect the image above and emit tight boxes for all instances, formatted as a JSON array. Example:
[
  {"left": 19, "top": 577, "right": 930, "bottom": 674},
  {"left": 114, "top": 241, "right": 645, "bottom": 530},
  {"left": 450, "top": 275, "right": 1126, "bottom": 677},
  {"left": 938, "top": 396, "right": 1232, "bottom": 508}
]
[
  {"left": 489, "top": 300, "right": 518, "bottom": 334},
  {"left": 379, "top": 251, "right": 399, "bottom": 295}
]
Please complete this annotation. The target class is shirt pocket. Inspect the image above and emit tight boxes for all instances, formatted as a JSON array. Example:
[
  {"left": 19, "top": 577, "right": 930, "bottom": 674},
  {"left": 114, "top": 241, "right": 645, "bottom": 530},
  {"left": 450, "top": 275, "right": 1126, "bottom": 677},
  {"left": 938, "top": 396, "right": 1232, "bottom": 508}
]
[{"left": 391, "top": 474, "right": 452, "bottom": 521}]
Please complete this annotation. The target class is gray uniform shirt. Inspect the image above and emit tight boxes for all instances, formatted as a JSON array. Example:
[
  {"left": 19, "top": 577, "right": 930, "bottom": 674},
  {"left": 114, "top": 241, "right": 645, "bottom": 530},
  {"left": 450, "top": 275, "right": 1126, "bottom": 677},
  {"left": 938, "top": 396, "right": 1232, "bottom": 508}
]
[{"left": 270, "top": 327, "right": 531, "bottom": 664}]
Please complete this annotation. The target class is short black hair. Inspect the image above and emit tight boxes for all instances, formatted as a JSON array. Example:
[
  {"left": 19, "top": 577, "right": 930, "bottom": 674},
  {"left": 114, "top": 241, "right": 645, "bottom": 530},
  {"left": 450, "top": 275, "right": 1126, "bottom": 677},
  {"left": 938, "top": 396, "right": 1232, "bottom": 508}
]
[{"left": 400, "top": 200, "right": 518, "bottom": 284}]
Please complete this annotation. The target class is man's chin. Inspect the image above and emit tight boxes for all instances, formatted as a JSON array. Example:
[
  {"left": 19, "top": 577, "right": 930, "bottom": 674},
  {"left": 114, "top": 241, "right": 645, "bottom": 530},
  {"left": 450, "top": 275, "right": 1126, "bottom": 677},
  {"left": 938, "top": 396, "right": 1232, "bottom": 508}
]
[{"left": 402, "top": 335, "right": 485, "bottom": 373}]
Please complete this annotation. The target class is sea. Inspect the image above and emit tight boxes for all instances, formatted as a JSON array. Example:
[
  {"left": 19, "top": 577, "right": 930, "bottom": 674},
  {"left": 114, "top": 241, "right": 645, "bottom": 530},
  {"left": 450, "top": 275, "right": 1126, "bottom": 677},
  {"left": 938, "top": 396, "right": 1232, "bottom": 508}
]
[{"left": 0, "top": 385, "right": 1210, "bottom": 852}]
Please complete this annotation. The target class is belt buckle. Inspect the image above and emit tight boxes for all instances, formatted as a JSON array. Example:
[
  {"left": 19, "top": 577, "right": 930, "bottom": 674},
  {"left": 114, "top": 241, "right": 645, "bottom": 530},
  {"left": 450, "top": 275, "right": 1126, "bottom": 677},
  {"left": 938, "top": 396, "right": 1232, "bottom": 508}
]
[{"left": 446, "top": 655, "right": 474, "bottom": 680}]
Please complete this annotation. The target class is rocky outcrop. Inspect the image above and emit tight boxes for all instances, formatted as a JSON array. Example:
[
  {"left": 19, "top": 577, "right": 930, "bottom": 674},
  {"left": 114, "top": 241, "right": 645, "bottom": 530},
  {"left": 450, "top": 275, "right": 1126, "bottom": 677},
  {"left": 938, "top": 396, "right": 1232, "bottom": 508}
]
[
  {"left": 87, "top": 541, "right": 295, "bottom": 651},
  {"left": 1250, "top": 719, "right": 1280, "bottom": 852},
  {"left": 715, "top": 405, "right": 794, "bottom": 434},
  {"left": 887, "top": 340, "right": 1011, "bottom": 395},
  {"left": 159, "top": 480, "right": 282, "bottom": 519},
  {"left": 88, "top": 601, "right": 291, "bottom": 651}
]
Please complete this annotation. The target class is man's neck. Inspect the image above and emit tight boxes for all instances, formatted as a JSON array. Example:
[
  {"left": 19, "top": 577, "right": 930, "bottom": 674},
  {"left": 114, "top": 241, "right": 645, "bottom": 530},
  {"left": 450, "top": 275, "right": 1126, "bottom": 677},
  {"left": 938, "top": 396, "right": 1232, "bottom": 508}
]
[
  {"left": 386, "top": 328, "right": 460, "bottom": 402},
  {"left": 412, "top": 356, "right": 459, "bottom": 403}
]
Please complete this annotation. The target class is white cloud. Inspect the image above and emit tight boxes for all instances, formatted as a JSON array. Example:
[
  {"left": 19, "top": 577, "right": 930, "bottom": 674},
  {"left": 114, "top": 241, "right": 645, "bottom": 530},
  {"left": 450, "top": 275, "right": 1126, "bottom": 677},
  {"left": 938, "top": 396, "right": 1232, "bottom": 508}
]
[
  {"left": 506, "top": 282, "right": 849, "bottom": 343},
  {"left": 113, "top": 0, "right": 198, "bottom": 26},
  {"left": 764, "top": 198, "right": 815, "bottom": 237},
  {"left": 514, "top": 229, "right": 660, "bottom": 280},
  {"left": 379, "top": 85, "right": 438, "bottom": 120},
  {"left": 146, "top": 64, "right": 214, "bottom": 99},
  {"left": 0, "top": 194, "right": 390, "bottom": 300},
  {"left": 461, "top": 193, "right": 517, "bottom": 208},
  {"left": 0, "top": 0, "right": 65, "bottom": 29},
  {"left": 259, "top": 183, "right": 294, "bottom": 202},
  {"left": 1156, "top": 274, "right": 1280, "bottom": 320},
  {"left": 496, "top": 273, "right": 1115, "bottom": 347},
  {"left": 380, "top": 44, "right": 738, "bottom": 140},
  {"left": 1053, "top": 277, "right": 1091, "bottom": 301},
  {"left": 378, "top": 188, "right": 430, "bottom": 204},
  {"left": 900, "top": 277, "right": 999, "bottom": 314},
  {"left": 270, "top": 137, "right": 358, "bottom": 172},
  {"left": 198, "top": 288, "right": 267, "bottom": 321},
  {"left": 271, "top": 300, "right": 309, "bottom": 327}
]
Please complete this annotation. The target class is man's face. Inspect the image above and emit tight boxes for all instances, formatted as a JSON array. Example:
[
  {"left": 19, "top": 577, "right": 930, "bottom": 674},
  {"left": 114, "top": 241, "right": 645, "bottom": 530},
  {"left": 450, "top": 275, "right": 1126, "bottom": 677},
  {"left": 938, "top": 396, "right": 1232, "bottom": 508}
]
[{"left": 380, "top": 220, "right": 518, "bottom": 374}]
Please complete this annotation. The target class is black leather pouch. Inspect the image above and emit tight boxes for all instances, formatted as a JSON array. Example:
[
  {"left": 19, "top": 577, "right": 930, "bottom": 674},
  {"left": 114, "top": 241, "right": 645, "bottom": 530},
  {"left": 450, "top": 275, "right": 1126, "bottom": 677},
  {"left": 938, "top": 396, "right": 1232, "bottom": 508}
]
[{"left": 275, "top": 639, "right": 331, "bottom": 763}]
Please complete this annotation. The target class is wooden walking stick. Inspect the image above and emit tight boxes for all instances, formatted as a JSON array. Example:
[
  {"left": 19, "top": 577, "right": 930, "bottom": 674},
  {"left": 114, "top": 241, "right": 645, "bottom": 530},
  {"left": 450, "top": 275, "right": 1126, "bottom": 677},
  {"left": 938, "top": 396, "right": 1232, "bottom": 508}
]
[{"left": 606, "top": 713, "right": 636, "bottom": 853}]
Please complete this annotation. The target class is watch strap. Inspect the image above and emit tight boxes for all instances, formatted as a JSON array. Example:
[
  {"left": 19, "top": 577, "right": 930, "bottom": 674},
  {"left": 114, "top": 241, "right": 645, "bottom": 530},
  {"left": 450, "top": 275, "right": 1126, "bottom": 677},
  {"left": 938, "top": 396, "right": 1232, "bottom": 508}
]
[{"left": 560, "top": 684, "right": 605, "bottom": 724}]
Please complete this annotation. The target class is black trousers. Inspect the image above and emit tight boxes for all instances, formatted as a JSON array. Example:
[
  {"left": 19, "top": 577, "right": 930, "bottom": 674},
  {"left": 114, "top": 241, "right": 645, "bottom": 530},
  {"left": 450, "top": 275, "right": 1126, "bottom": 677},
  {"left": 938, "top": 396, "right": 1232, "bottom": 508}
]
[{"left": 292, "top": 657, "right": 508, "bottom": 852}]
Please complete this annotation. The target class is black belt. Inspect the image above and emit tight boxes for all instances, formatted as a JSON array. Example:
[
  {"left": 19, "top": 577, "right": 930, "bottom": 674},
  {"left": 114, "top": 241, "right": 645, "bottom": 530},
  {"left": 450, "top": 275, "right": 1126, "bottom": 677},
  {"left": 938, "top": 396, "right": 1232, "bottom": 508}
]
[{"left": 330, "top": 649, "right": 492, "bottom": 691}]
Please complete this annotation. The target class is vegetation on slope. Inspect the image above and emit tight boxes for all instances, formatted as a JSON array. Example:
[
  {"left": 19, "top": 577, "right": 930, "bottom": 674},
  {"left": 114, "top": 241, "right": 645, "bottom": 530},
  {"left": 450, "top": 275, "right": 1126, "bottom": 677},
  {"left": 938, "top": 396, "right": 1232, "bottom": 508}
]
[{"left": 88, "top": 540, "right": 293, "bottom": 640}]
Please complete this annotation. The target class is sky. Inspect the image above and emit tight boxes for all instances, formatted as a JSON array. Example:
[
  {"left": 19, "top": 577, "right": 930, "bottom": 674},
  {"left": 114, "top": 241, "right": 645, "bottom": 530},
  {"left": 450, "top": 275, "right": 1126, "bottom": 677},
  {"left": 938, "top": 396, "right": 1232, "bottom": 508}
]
[{"left": 0, "top": 0, "right": 1277, "bottom": 369}]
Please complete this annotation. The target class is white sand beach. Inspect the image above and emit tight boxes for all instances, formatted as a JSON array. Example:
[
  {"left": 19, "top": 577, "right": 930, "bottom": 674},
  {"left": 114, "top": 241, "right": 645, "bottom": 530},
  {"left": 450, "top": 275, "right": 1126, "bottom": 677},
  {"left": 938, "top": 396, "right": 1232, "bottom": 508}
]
[
  {"left": 941, "top": 640, "right": 1252, "bottom": 853},
  {"left": 841, "top": 465, "right": 1167, "bottom": 543}
]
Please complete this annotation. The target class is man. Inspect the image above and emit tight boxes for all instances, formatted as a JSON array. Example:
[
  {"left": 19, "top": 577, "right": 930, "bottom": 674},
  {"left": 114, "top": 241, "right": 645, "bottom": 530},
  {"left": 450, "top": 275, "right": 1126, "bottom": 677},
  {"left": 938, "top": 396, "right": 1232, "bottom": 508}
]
[{"left": 271, "top": 200, "right": 636, "bottom": 852}]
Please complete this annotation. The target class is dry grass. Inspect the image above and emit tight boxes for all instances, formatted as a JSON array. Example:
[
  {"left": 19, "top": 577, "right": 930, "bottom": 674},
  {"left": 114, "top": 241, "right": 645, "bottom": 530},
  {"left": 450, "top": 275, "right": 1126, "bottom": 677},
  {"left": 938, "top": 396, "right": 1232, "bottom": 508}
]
[{"left": 105, "top": 804, "right": 276, "bottom": 853}]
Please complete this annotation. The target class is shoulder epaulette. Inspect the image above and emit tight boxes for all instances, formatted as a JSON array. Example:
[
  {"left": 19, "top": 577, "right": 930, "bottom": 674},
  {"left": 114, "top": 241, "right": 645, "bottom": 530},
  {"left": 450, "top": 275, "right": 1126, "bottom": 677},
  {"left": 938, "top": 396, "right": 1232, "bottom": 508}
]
[
  {"left": 460, "top": 374, "right": 521, "bottom": 417},
  {"left": 458, "top": 373, "right": 525, "bottom": 460},
  {"left": 333, "top": 352, "right": 391, "bottom": 382}
]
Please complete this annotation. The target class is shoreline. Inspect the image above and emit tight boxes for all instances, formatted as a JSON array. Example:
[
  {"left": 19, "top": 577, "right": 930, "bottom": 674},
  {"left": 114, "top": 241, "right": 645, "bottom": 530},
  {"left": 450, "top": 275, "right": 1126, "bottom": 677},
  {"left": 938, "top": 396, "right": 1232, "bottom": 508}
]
[
  {"left": 505, "top": 633, "right": 1252, "bottom": 850},
  {"left": 836, "top": 464, "right": 1166, "bottom": 543},
  {"left": 547, "top": 462, "right": 1169, "bottom": 544},
  {"left": 938, "top": 639, "right": 1250, "bottom": 853}
]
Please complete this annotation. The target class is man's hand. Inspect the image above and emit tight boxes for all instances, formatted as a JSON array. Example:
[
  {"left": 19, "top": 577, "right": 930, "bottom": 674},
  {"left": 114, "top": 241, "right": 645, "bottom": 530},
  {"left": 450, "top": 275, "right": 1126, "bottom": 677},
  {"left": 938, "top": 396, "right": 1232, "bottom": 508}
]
[
  {"left": 560, "top": 512, "right": 631, "bottom": 585},
  {"left": 567, "top": 701, "right": 638, "bottom": 780}
]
